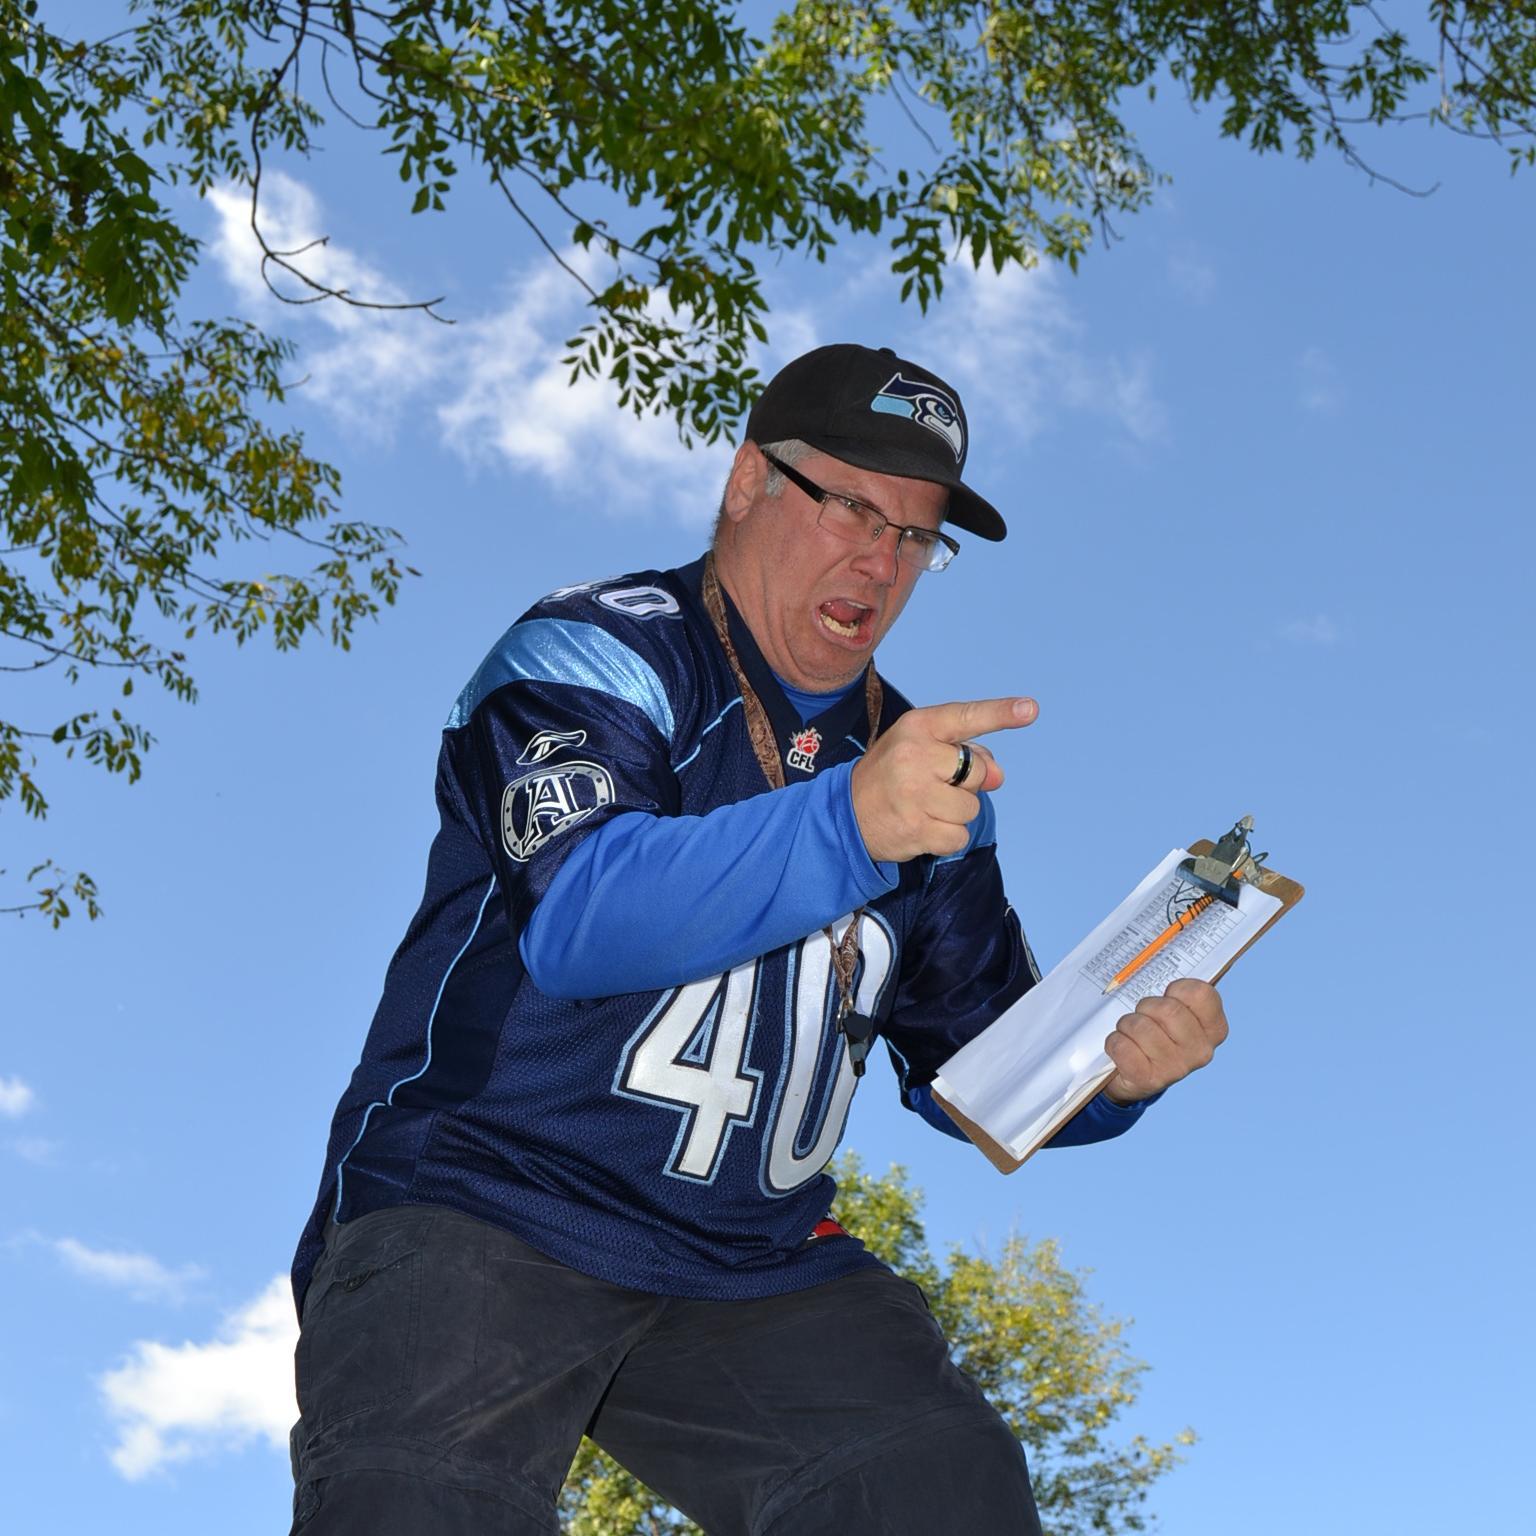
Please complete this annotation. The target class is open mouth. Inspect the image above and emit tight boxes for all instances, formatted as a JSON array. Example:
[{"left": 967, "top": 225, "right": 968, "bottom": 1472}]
[{"left": 818, "top": 598, "right": 873, "bottom": 643}]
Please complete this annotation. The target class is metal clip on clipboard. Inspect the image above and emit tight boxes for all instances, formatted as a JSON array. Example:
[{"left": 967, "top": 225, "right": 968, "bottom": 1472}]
[{"left": 1177, "top": 814, "right": 1270, "bottom": 907}]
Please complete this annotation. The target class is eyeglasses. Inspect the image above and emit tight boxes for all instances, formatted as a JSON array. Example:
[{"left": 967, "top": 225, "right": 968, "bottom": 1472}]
[{"left": 760, "top": 451, "right": 960, "bottom": 574}]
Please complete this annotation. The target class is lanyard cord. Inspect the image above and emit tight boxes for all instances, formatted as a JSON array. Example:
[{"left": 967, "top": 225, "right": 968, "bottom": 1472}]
[{"left": 701, "top": 553, "right": 881, "bottom": 1032}]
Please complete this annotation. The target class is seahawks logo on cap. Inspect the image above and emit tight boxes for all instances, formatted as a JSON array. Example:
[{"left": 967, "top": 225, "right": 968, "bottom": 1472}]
[{"left": 870, "top": 373, "right": 964, "bottom": 462}]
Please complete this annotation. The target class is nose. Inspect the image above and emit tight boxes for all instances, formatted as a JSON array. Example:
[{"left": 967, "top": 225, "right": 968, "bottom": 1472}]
[{"left": 849, "top": 528, "right": 901, "bottom": 587}]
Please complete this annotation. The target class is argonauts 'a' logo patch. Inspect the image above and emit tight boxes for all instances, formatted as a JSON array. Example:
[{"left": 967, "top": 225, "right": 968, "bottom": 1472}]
[
  {"left": 785, "top": 726, "right": 822, "bottom": 775},
  {"left": 502, "top": 759, "right": 615, "bottom": 862},
  {"left": 870, "top": 373, "right": 964, "bottom": 462}
]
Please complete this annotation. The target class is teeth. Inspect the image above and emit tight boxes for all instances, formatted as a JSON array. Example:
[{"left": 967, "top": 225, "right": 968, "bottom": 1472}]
[{"left": 820, "top": 612, "right": 860, "bottom": 637}]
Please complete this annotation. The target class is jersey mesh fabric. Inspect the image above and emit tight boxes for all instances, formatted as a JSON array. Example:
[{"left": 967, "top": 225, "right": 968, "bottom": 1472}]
[{"left": 292, "top": 558, "right": 1038, "bottom": 1311}]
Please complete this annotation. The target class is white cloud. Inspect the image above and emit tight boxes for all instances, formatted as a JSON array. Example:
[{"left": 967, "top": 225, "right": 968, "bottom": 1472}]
[
  {"left": 54, "top": 1238, "right": 206, "bottom": 1304},
  {"left": 207, "top": 173, "right": 448, "bottom": 436},
  {"left": 1103, "top": 356, "right": 1165, "bottom": 444},
  {"left": 98, "top": 1275, "right": 297, "bottom": 1479},
  {"left": 1168, "top": 249, "right": 1217, "bottom": 303},
  {"left": 433, "top": 258, "right": 737, "bottom": 521},
  {"left": 207, "top": 173, "right": 409, "bottom": 315},
  {"left": 203, "top": 171, "right": 1162, "bottom": 517},
  {"left": 10, "top": 1136, "right": 59, "bottom": 1165},
  {"left": 0, "top": 1075, "right": 35, "bottom": 1117},
  {"left": 205, "top": 174, "right": 736, "bottom": 519},
  {"left": 926, "top": 261, "right": 1166, "bottom": 446},
  {"left": 1280, "top": 614, "right": 1340, "bottom": 645},
  {"left": 760, "top": 301, "right": 823, "bottom": 364},
  {"left": 1298, "top": 345, "right": 1344, "bottom": 414}
]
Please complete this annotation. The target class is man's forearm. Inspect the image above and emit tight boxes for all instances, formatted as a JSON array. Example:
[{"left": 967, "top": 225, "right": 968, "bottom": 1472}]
[{"left": 519, "top": 762, "right": 896, "bottom": 998}]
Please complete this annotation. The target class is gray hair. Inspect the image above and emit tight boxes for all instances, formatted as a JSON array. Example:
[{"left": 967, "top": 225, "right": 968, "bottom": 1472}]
[
  {"left": 712, "top": 437, "right": 814, "bottom": 544},
  {"left": 756, "top": 437, "right": 814, "bottom": 496}
]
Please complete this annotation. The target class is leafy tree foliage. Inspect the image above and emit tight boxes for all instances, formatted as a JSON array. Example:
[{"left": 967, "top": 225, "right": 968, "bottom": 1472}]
[
  {"left": 1, "top": 0, "right": 410, "bottom": 920},
  {"left": 558, "top": 1155, "right": 1193, "bottom": 1535},
  {"left": 5, "top": 0, "right": 1533, "bottom": 918}
]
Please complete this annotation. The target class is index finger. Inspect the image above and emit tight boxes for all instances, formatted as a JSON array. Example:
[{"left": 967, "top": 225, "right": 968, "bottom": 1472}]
[{"left": 915, "top": 696, "right": 1039, "bottom": 743}]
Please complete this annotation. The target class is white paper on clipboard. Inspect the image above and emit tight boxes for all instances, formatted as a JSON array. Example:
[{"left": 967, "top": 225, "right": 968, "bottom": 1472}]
[{"left": 931, "top": 849, "right": 1282, "bottom": 1162}]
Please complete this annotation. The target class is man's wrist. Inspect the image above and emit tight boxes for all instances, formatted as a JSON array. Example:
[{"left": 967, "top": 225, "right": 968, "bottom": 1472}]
[
  {"left": 838, "top": 760, "right": 899, "bottom": 892},
  {"left": 1099, "top": 1084, "right": 1163, "bottom": 1111}
]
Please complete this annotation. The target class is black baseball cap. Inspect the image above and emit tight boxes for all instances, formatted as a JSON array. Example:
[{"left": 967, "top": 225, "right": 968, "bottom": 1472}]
[{"left": 745, "top": 343, "right": 1006, "bottom": 541}]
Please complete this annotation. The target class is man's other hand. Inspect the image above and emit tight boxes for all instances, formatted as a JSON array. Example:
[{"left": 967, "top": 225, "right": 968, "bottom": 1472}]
[
  {"left": 850, "top": 696, "right": 1037, "bottom": 863},
  {"left": 1102, "top": 978, "right": 1229, "bottom": 1104}
]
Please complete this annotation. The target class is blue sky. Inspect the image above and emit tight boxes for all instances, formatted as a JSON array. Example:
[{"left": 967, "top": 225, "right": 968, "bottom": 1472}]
[{"left": 4, "top": 17, "right": 1534, "bottom": 1532}]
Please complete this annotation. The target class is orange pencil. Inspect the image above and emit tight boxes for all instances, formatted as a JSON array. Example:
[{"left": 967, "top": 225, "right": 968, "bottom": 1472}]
[{"left": 1103, "top": 891, "right": 1218, "bottom": 995}]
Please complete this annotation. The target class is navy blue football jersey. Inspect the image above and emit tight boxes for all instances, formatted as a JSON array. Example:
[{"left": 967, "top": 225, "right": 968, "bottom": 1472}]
[{"left": 292, "top": 556, "right": 1040, "bottom": 1308}]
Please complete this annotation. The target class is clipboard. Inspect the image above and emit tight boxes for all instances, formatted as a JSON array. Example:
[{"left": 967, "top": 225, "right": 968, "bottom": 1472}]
[{"left": 931, "top": 828, "right": 1304, "bottom": 1174}]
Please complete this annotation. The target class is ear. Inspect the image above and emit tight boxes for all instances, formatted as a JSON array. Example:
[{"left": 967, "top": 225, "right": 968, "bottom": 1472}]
[{"left": 721, "top": 442, "right": 765, "bottom": 524}]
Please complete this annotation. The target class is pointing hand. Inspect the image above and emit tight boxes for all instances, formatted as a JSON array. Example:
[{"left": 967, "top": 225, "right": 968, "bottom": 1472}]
[{"left": 851, "top": 696, "right": 1038, "bottom": 863}]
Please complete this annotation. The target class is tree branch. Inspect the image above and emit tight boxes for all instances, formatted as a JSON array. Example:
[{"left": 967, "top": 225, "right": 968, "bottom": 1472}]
[{"left": 247, "top": 5, "right": 452, "bottom": 319}]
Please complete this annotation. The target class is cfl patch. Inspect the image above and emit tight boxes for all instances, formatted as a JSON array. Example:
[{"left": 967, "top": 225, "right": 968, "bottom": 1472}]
[
  {"left": 502, "top": 756, "right": 615, "bottom": 861},
  {"left": 785, "top": 726, "right": 822, "bottom": 775}
]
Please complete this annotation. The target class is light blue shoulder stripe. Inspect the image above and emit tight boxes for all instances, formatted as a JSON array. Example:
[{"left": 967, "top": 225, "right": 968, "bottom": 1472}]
[
  {"left": 933, "top": 790, "right": 998, "bottom": 867},
  {"left": 445, "top": 618, "right": 674, "bottom": 741},
  {"left": 675, "top": 697, "right": 742, "bottom": 774}
]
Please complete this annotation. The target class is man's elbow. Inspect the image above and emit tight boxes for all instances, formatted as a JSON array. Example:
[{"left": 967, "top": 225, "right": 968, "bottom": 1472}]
[{"left": 518, "top": 924, "right": 586, "bottom": 1000}]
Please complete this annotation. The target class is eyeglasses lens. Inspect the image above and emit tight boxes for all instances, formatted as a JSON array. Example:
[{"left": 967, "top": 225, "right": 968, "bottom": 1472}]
[{"left": 817, "top": 500, "right": 950, "bottom": 572}]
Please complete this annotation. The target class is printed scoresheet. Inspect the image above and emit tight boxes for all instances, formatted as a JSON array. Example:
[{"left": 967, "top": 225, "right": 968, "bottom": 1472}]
[
  {"left": 1077, "top": 874, "right": 1246, "bottom": 1006},
  {"left": 933, "top": 849, "right": 1283, "bottom": 1161}
]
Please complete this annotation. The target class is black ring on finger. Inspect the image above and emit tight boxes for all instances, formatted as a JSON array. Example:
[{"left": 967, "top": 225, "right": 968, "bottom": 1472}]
[{"left": 947, "top": 742, "right": 974, "bottom": 787}]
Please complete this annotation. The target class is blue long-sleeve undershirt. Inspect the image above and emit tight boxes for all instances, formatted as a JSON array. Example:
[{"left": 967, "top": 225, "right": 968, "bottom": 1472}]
[{"left": 520, "top": 761, "right": 897, "bottom": 999}]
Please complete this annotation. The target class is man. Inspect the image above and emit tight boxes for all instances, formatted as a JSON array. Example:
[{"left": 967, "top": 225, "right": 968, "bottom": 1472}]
[{"left": 289, "top": 343, "right": 1228, "bottom": 1535}]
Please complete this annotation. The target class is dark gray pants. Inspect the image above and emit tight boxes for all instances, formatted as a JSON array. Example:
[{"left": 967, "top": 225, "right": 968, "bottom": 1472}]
[{"left": 290, "top": 1204, "right": 1041, "bottom": 1535}]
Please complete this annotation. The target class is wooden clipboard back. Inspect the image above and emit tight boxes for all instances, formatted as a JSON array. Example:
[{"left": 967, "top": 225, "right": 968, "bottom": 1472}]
[{"left": 931, "top": 839, "right": 1304, "bottom": 1174}]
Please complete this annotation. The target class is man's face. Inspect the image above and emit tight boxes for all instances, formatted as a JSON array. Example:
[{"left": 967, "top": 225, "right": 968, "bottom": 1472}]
[{"left": 716, "top": 445, "right": 950, "bottom": 692}]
